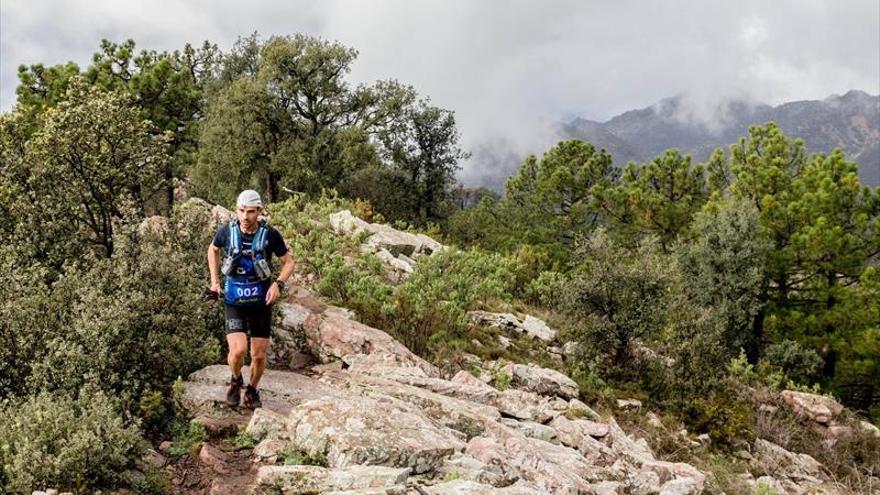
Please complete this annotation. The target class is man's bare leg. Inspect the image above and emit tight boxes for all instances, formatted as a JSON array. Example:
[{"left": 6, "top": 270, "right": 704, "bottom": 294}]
[
  {"left": 249, "top": 337, "right": 270, "bottom": 387},
  {"left": 227, "top": 333, "right": 248, "bottom": 378}
]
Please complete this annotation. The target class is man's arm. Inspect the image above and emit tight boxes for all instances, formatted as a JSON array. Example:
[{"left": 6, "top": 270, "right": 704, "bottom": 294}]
[
  {"left": 266, "top": 253, "right": 295, "bottom": 305},
  {"left": 208, "top": 244, "right": 222, "bottom": 293}
]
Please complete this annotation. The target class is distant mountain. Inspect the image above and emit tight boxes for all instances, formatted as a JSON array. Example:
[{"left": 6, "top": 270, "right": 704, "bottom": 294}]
[{"left": 561, "top": 90, "right": 880, "bottom": 186}]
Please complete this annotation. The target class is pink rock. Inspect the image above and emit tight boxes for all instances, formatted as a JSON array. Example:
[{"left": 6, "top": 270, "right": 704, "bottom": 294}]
[{"left": 780, "top": 390, "right": 843, "bottom": 424}]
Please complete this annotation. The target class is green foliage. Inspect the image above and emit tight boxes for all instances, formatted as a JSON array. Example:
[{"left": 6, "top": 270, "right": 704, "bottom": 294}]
[
  {"left": 593, "top": 148, "right": 708, "bottom": 250},
  {"left": 759, "top": 340, "right": 824, "bottom": 386},
  {"left": 442, "top": 471, "right": 461, "bottom": 482},
  {"left": 684, "top": 386, "right": 755, "bottom": 448},
  {"left": 3, "top": 79, "right": 167, "bottom": 262},
  {"left": 564, "top": 230, "right": 674, "bottom": 375},
  {"left": 754, "top": 480, "right": 781, "bottom": 495},
  {"left": 567, "top": 362, "right": 615, "bottom": 405},
  {"left": 523, "top": 270, "right": 567, "bottom": 308},
  {"left": 279, "top": 445, "right": 329, "bottom": 467},
  {"left": 378, "top": 98, "right": 469, "bottom": 223},
  {"left": 15, "top": 38, "right": 219, "bottom": 213},
  {"left": 233, "top": 429, "right": 259, "bottom": 450},
  {"left": 651, "top": 300, "right": 729, "bottom": 405},
  {"left": 726, "top": 123, "right": 880, "bottom": 409},
  {"left": 193, "top": 32, "right": 463, "bottom": 220},
  {"left": 271, "top": 194, "right": 520, "bottom": 360},
  {"left": 167, "top": 420, "right": 208, "bottom": 457},
  {"left": 447, "top": 140, "right": 616, "bottom": 266},
  {"left": 489, "top": 360, "right": 512, "bottom": 391},
  {"left": 676, "top": 196, "right": 770, "bottom": 363},
  {"left": 0, "top": 388, "right": 143, "bottom": 494},
  {"left": 0, "top": 202, "right": 222, "bottom": 433}
]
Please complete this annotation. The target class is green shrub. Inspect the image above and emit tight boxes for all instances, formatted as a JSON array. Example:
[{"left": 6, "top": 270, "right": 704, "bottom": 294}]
[
  {"left": 232, "top": 428, "right": 259, "bottom": 450},
  {"left": 167, "top": 420, "right": 208, "bottom": 457},
  {"left": 759, "top": 339, "right": 824, "bottom": 387},
  {"left": 523, "top": 270, "right": 567, "bottom": 308},
  {"left": 0, "top": 388, "right": 143, "bottom": 494},
  {"left": 686, "top": 394, "right": 754, "bottom": 448},
  {"left": 563, "top": 230, "right": 675, "bottom": 377},
  {"left": 279, "top": 445, "right": 328, "bottom": 466}
]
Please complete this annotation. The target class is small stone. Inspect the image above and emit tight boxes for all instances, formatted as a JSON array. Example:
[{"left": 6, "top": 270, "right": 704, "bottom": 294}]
[
  {"left": 617, "top": 398, "right": 642, "bottom": 410},
  {"left": 659, "top": 478, "right": 700, "bottom": 495},
  {"left": 199, "top": 444, "right": 233, "bottom": 475},
  {"left": 860, "top": 420, "right": 880, "bottom": 437},
  {"left": 591, "top": 481, "right": 624, "bottom": 495},
  {"left": 158, "top": 440, "right": 173, "bottom": 453},
  {"left": 758, "top": 404, "right": 778, "bottom": 414}
]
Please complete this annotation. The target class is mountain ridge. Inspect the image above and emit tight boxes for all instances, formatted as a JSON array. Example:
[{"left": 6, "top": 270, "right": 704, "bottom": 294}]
[{"left": 561, "top": 90, "right": 880, "bottom": 186}]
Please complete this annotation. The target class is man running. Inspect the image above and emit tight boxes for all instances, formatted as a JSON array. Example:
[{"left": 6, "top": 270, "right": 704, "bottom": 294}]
[{"left": 207, "top": 189, "right": 294, "bottom": 408}]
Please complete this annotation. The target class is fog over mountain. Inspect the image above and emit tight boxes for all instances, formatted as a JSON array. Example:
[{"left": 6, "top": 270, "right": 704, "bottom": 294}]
[
  {"left": 564, "top": 90, "right": 880, "bottom": 186},
  {"left": 470, "top": 90, "right": 880, "bottom": 191}
]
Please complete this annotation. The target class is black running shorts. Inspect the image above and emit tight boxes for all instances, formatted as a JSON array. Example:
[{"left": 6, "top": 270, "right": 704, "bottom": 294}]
[{"left": 225, "top": 304, "right": 272, "bottom": 339}]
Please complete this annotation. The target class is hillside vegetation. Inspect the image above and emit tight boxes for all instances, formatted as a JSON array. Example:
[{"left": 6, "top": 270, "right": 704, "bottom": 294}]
[{"left": 0, "top": 34, "right": 878, "bottom": 494}]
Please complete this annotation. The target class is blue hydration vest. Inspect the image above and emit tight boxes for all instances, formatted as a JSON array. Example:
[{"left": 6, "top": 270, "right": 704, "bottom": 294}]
[{"left": 223, "top": 220, "right": 271, "bottom": 307}]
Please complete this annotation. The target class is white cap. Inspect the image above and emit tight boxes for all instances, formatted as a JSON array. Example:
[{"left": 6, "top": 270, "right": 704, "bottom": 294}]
[{"left": 236, "top": 189, "right": 262, "bottom": 208}]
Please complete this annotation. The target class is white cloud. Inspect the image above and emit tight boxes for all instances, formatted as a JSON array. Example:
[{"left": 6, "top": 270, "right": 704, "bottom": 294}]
[{"left": 1, "top": 0, "right": 877, "bottom": 185}]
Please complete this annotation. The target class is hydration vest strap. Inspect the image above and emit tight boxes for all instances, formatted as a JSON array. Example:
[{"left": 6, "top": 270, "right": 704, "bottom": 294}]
[
  {"left": 228, "top": 221, "right": 239, "bottom": 255},
  {"left": 227, "top": 220, "right": 267, "bottom": 257},
  {"left": 253, "top": 224, "right": 267, "bottom": 256}
]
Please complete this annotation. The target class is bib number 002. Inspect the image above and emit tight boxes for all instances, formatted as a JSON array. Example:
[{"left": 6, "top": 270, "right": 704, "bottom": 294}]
[{"left": 236, "top": 286, "right": 261, "bottom": 297}]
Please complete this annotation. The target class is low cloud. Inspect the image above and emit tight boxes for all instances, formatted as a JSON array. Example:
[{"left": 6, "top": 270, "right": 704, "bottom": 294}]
[{"left": 2, "top": 0, "right": 877, "bottom": 185}]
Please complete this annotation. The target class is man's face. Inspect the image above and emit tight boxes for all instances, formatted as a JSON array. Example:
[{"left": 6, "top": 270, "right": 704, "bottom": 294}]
[{"left": 237, "top": 206, "right": 261, "bottom": 229}]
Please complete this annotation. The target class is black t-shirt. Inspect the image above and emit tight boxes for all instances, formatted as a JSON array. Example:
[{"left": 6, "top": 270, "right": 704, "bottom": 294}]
[{"left": 212, "top": 222, "right": 289, "bottom": 263}]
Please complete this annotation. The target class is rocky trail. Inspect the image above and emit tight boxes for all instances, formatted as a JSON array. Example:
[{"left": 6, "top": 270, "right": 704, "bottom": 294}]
[
  {"left": 147, "top": 208, "right": 867, "bottom": 495},
  {"left": 161, "top": 285, "right": 710, "bottom": 495}
]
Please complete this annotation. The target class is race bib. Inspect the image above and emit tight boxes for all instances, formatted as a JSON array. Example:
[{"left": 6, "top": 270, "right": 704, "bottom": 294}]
[{"left": 224, "top": 278, "right": 268, "bottom": 306}]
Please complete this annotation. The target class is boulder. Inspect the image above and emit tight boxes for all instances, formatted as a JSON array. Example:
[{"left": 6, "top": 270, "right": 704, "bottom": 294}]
[
  {"left": 627, "top": 469, "right": 662, "bottom": 495},
  {"left": 183, "top": 365, "right": 342, "bottom": 425},
  {"left": 329, "top": 210, "right": 372, "bottom": 236},
  {"left": 501, "top": 363, "right": 579, "bottom": 399},
  {"left": 617, "top": 399, "right": 643, "bottom": 410},
  {"left": 860, "top": 420, "right": 880, "bottom": 437},
  {"left": 780, "top": 390, "right": 844, "bottom": 424},
  {"left": 521, "top": 315, "right": 556, "bottom": 341},
  {"left": 753, "top": 438, "right": 823, "bottom": 482},
  {"left": 499, "top": 418, "right": 559, "bottom": 443},
  {"left": 436, "top": 453, "right": 514, "bottom": 487},
  {"left": 659, "top": 478, "right": 701, "bottom": 495},
  {"left": 285, "top": 395, "right": 465, "bottom": 473},
  {"left": 467, "top": 311, "right": 557, "bottom": 342},
  {"left": 255, "top": 464, "right": 410, "bottom": 491},
  {"left": 465, "top": 429, "right": 617, "bottom": 494},
  {"left": 549, "top": 415, "right": 609, "bottom": 447},
  {"left": 276, "top": 300, "right": 441, "bottom": 378},
  {"left": 375, "top": 248, "right": 414, "bottom": 274},
  {"left": 330, "top": 210, "right": 444, "bottom": 256}
]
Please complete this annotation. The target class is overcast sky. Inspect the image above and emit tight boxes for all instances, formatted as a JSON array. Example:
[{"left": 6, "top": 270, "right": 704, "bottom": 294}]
[{"left": 2, "top": 0, "right": 878, "bottom": 184}]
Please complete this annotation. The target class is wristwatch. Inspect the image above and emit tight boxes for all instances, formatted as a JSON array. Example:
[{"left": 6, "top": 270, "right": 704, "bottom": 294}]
[{"left": 274, "top": 279, "right": 286, "bottom": 291}]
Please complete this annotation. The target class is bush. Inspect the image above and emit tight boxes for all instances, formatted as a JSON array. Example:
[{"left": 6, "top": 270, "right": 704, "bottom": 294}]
[
  {"left": 0, "top": 202, "right": 222, "bottom": 436},
  {"left": 563, "top": 230, "right": 674, "bottom": 377},
  {"left": 22, "top": 220, "right": 220, "bottom": 426},
  {"left": 684, "top": 387, "right": 755, "bottom": 448},
  {"left": 523, "top": 270, "right": 567, "bottom": 308},
  {"left": 270, "top": 196, "right": 521, "bottom": 361},
  {"left": 760, "top": 339, "right": 824, "bottom": 387},
  {"left": 0, "top": 388, "right": 143, "bottom": 494},
  {"left": 167, "top": 420, "right": 208, "bottom": 457}
]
